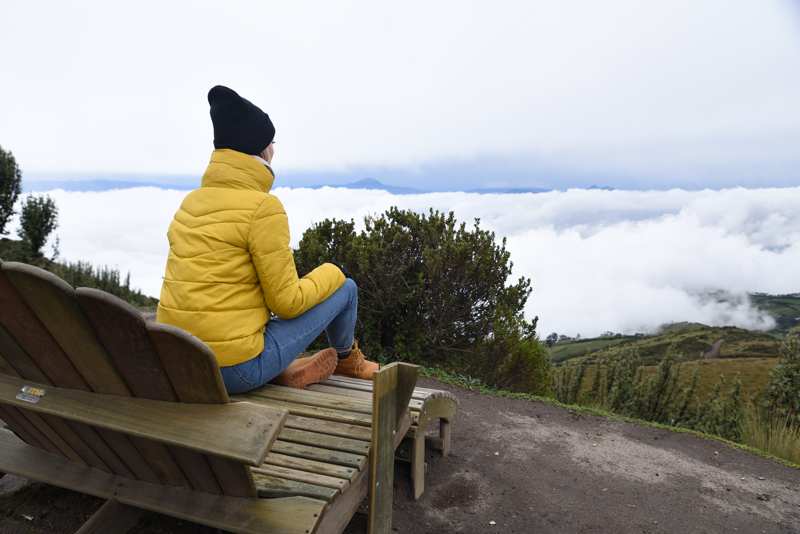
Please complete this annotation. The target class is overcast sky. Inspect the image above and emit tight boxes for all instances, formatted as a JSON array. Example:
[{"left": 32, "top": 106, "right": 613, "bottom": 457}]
[{"left": 2, "top": 1, "right": 799, "bottom": 190}]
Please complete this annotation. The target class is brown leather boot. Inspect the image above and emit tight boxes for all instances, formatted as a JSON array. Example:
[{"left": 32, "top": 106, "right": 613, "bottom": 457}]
[
  {"left": 333, "top": 340, "right": 380, "bottom": 380},
  {"left": 270, "top": 348, "right": 338, "bottom": 389}
]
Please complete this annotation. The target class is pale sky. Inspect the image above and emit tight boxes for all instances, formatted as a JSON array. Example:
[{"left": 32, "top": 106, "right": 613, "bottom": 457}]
[{"left": 2, "top": 1, "right": 800, "bottom": 190}]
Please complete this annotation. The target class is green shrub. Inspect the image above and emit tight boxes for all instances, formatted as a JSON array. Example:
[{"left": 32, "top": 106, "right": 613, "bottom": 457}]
[
  {"left": 761, "top": 334, "right": 800, "bottom": 426},
  {"left": 0, "top": 145, "right": 22, "bottom": 236},
  {"left": 294, "top": 207, "right": 549, "bottom": 393}
]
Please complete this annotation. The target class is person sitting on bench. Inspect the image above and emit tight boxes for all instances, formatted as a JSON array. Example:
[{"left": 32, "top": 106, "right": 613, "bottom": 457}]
[{"left": 156, "top": 85, "right": 378, "bottom": 393}]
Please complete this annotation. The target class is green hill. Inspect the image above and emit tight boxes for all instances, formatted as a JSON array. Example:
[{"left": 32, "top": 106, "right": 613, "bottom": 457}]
[{"left": 552, "top": 325, "right": 781, "bottom": 367}]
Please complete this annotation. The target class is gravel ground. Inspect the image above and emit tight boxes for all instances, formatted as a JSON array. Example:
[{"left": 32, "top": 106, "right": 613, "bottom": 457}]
[{"left": 2, "top": 377, "right": 799, "bottom": 533}]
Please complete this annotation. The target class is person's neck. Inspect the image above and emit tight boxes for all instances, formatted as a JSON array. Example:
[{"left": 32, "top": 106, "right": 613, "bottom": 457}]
[{"left": 251, "top": 155, "right": 274, "bottom": 175}]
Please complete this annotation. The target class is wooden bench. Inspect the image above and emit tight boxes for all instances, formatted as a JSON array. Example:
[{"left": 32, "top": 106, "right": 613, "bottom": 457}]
[
  {"left": 0, "top": 260, "right": 419, "bottom": 534},
  {"left": 306, "top": 376, "right": 459, "bottom": 500}
]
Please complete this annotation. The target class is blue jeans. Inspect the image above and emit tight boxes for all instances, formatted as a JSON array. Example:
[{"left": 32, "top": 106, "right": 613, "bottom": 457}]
[{"left": 220, "top": 279, "right": 358, "bottom": 394}]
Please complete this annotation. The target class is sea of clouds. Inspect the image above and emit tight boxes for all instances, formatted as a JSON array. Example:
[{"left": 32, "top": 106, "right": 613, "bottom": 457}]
[{"left": 5, "top": 186, "right": 799, "bottom": 339}]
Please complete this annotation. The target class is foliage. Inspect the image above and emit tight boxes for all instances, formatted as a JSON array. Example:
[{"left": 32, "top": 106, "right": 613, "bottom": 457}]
[
  {"left": 294, "top": 207, "right": 549, "bottom": 393},
  {"left": 0, "top": 145, "right": 23, "bottom": 236},
  {"left": 17, "top": 194, "right": 59, "bottom": 263},
  {"left": 761, "top": 334, "right": 800, "bottom": 426},
  {"left": 472, "top": 307, "right": 552, "bottom": 396},
  {"left": 48, "top": 261, "right": 158, "bottom": 307},
  {"left": 738, "top": 402, "right": 800, "bottom": 466}
]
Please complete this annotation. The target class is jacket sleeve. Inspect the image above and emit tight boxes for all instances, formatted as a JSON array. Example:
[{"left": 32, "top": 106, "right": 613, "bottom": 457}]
[{"left": 249, "top": 195, "right": 346, "bottom": 319}]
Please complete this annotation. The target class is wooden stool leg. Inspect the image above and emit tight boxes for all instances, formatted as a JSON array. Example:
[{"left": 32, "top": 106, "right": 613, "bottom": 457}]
[
  {"left": 440, "top": 420, "right": 451, "bottom": 458},
  {"left": 411, "top": 434, "right": 425, "bottom": 501},
  {"left": 75, "top": 498, "right": 145, "bottom": 534}
]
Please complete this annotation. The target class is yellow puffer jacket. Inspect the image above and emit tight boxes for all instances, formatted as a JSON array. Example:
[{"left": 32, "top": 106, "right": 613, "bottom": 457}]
[{"left": 156, "top": 149, "right": 345, "bottom": 367}]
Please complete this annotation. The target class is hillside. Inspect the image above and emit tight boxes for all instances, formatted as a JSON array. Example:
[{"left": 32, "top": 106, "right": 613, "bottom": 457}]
[{"left": 551, "top": 324, "right": 781, "bottom": 366}]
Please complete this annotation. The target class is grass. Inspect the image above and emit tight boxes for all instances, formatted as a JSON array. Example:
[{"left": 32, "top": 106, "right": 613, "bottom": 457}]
[
  {"left": 738, "top": 403, "right": 800, "bottom": 465},
  {"left": 558, "top": 356, "right": 778, "bottom": 403},
  {"left": 420, "top": 365, "right": 800, "bottom": 469}
]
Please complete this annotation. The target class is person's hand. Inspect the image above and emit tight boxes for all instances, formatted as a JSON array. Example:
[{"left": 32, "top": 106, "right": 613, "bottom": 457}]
[{"left": 326, "top": 262, "right": 354, "bottom": 281}]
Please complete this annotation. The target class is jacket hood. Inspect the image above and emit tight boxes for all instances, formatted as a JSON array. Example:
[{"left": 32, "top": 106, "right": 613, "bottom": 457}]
[{"left": 201, "top": 149, "right": 275, "bottom": 193}]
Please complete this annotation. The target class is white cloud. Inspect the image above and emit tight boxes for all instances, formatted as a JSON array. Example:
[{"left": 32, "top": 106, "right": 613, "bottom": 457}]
[{"left": 5, "top": 186, "right": 798, "bottom": 339}]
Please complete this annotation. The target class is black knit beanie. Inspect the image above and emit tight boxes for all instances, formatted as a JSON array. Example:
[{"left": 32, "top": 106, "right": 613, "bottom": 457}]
[{"left": 208, "top": 85, "right": 275, "bottom": 155}]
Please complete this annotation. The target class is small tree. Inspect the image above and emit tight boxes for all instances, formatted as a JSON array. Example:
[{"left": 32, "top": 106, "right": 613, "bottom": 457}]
[
  {"left": 762, "top": 334, "right": 800, "bottom": 426},
  {"left": 0, "top": 145, "right": 23, "bottom": 236},
  {"left": 18, "top": 194, "right": 59, "bottom": 262}
]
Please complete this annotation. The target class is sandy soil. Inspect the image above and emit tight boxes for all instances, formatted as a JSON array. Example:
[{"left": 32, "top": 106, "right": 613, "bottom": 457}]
[{"left": 2, "top": 377, "right": 799, "bottom": 533}]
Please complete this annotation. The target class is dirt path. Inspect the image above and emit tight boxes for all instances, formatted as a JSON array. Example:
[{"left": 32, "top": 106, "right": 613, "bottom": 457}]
[{"left": 2, "top": 377, "right": 799, "bottom": 533}]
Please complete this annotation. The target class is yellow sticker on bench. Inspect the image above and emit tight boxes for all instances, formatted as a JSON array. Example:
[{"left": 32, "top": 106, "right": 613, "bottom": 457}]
[{"left": 16, "top": 386, "right": 45, "bottom": 404}]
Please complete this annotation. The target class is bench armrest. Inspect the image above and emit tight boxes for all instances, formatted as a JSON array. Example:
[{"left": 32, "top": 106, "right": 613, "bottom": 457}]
[{"left": 0, "top": 373, "right": 286, "bottom": 466}]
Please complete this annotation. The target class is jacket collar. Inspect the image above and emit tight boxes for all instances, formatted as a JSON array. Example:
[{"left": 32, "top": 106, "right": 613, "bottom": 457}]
[{"left": 201, "top": 149, "right": 275, "bottom": 193}]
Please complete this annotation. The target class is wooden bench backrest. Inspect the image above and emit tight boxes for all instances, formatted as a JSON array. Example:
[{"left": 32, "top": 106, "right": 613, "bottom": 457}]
[{"left": 0, "top": 260, "right": 258, "bottom": 497}]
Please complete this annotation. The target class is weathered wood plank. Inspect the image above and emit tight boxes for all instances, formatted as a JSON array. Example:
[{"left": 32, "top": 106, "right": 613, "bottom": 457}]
[
  {"left": 168, "top": 447, "right": 224, "bottom": 494},
  {"left": 39, "top": 414, "right": 111, "bottom": 473},
  {"left": 284, "top": 415, "right": 372, "bottom": 442},
  {"left": 307, "top": 383, "right": 372, "bottom": 401},
  {"left": 251, "top": 472, "right": 339, "bottom": 503},
  {"left": 441, "top": 420, "right": 452, "bottom": 457},
  {"left": 207, "top": 456, "right": 258, "bottom": 498},
  {"left": 411, "top": 435, "right": 425, "bottom": 501},
  {"left": 0, "top": 404, "right": 43, "bottom": 449},
  {"left": 1, "top": 263, "right": 130, "bottom": 395},
  {"left": 146, "top": 323, "right": 228, "bottom": 404},
  {"left": 261, "top": 452, "right": 360, "bottom": 484},
  {"left": 0, "top": 352, "right": 21, "bottom": 378},
  {"left": 16, "top": 407, "right": 87, "bottom": 465},
  {"left": 234, "top": 394, "right": 372, "bottom": 426},
  {"left": 320, "top": 377, "right": 429, "bottom": 402},
  {"left": 251, "top": 464, "right": 349, "bottom": 491},
  {"left": 278, "top": 427, "right": 371, "bottom": 456},
  {"left": 271, "top": 441, "right": 367, "bottom": 471},
  {"left": 128, "top": 437, "right": 192, "bottom": 489},
  {"left": 0, "top": 322, "right": 52, "bottom": 385},
  {"left": 0, "top": 429, "right": 327, "bottom": 534},
  {"left": 0, "top": 262, "right": 88, "bottom": 389},
  {"left": 317, "top": 467, "right": 370, "bottom": 534},
  {"left": 76, "top": 289, "right": 178, "bottom": 402},
  {"left": 368, "top": 363, "right": 399, "bottom": 534},
  {"left": 394, "top": 364, "right": 420, "bottom": 430},
  {"left": 95, "top": 428, "right": 162, "bottom": 484},
  {"left": 0, "top": 404, "right": 63, "bottom": 457},
  {"left": 75, "top": 497, "right": 145, "bottom": 534},
  {"left": 66, "top": 421, "right": 136, "bottom": 479},
  {"left": 245, "top": 385, "right": 373, "bottom": 413},
  {"left": 0, "top": 374, "right": 286, "bottom": 466}
]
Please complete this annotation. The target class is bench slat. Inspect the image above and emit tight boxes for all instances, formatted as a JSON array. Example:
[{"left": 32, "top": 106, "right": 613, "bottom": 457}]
[
  {"left": 0, "top": 262, "right": 88, "bottom": 390},
  {"left": 262, "top": 452, "right": 360, "bottom": 483},
  {"left": 168, "top": 447, "right": 224, "bottom": 494},
  {"left": 251, "top": 472, "right": 339, "bottom": 503},
  {"left": 76, "top": 289, "right": 178, "bottom": 402},
  {"left": 0, "top": 374, "right": 285, "bottom": 466},
  {"left": 0, "top": 429, "right": 327, "bottom": 534},
  {"left": 246, "top": 384, "right": 372, "bottom": 413},
  {"left": 251, "top": 464, "right": 349, "bottom": 491},
  {"left": 67, "top": 420, "right": 136, "bottom": 478},
  {"left": 234, "top": 394, "right": 372, "bottom": 426},
  {"left": 271, "top": 440, "right": 367, "bottom": 471},
  {"left": 16, "top": 407, "right": 87, "bottom": 465},
  {"left": 207, "top": 456, "right": 258, "bottom": 498},
  {"left": 39, "top": 413, "right": 111, "bottom": 473},
  {"left": 0, "top": 322, "right": 52, "bottom": 385},
  {"left": 278, "top": 427, "right": 371, "bottom": 456},
  {"left": 306, "top": 383, "right": 372, "bottom": 400},
  {"left": 146, "top": 323, "right": 229, "bottom": 405},
  {"left": 0, "top": 404, "right": 43, "bottom": 450},
  {"left": 1, "top": 263, "right": 131, "bottom": 395},
  {"left": 284, "top": 415, "right": 372, "bottom": 442}
]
